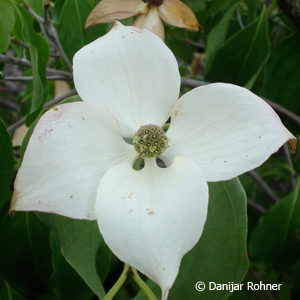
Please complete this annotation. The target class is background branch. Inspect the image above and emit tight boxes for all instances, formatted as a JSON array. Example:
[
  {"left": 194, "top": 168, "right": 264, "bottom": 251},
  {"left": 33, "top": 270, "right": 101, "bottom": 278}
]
[
  {"left": 277, "top": 0, "right": 300, "bottom": 31},
  {"left": 181, "top": 78, "right": 300, "bottom": 127},
  {"left": 249, "top": 170, "right": 280, "bottom": 202},
  {"left": 8, "top": 89, "right": 77, "bottom": 133}
]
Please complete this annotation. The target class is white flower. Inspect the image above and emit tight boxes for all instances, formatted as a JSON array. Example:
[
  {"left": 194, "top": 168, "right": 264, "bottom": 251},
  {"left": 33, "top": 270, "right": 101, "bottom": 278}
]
[{"left": 11, "top": 23, "right": 295, "bottom": 299}]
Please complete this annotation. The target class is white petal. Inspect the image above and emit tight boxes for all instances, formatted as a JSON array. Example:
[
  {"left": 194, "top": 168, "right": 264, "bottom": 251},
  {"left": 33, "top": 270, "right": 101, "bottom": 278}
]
[
  {"left": 133, "top": 7, "right": 165, "bottom": 40},
  {"left": 73, "top": 22, "right": 180, "bottom": 137},
  {"left": 95, "top": 156, "right": 208, "bottom": 296},
  {"left": 163, "top": 83, "right": 296, "bottom": 182},
  {"left": 11, "top": 102, "right": 134, "bottom": 220}
]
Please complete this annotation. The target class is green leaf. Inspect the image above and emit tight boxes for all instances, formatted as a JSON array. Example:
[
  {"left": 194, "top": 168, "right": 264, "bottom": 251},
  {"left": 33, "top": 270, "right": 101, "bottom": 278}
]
[
  {"left": 249, "top": 179, "right": 300, "bottom": 271},
  {"left": 49, "top": 231, "right": 95, "bottom": 300},
  {"left": 56, "top": 0, "right": 107, "bottom": 60},
  {"left": 0, "top": 0, "right": 15, "bottom": 53},
  {"left": 206, "top": 7, "right": 270, "bottom": 87},
  {"left": 183, "top": 0, "right": 205, "bottom": 12},
  {"left": 0, "top": 281, "right": 26, "bottom": 300},
  {"left": 0, "top": 213, "right": 52, "bottom": 297},
  {"left": 261, "top": 33, "right": 300, "bottom": 117},
  {"left": 0, "top": 118, "right": 15, "bottom": 211},
  {"left": 206, "top": 0, "right": 241, "bottom": 14},
  {"left": 205, "top": 2, "right": 240, "bottom": 72},
  {"left": 134, "top": 179, "right": 248, "bottom": 300},
  {"left": 37, "top": 214, "right": 110, "bottom": 299},
  {"left": 11, "top": 2, "right": 49, "bottom": 115}
]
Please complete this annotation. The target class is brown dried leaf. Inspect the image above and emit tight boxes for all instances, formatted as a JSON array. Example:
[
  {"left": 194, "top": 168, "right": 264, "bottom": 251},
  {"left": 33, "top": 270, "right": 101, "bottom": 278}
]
[
  {"left": 133, "top": 7, "right": 165, "bottom": 40},
  {"left": 288, "top": 138, "right": 297, "bottom": 154},
  {"left": 158, "top": 0, "right": 200, "bottom": 31},
  {"left": 86, "top": 0, "right": 148, "bottom": 28}
]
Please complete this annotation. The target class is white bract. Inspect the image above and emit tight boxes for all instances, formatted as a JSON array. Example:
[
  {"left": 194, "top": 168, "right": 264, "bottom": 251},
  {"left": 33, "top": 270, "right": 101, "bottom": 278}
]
[{"left": 11, "top": 23, "right": 295, "bottom": 299}]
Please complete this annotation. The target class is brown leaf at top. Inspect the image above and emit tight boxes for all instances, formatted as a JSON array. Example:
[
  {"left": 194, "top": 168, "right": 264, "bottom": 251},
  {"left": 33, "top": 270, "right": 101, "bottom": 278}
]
[
  {"left": 86, "top": 0, "right": 148, "bottom": 28},
  {"left": 133, "top": 7, "right": 165, "bottom": 40},
  {"left": 158, "top": 0, "right": 201, "bottom": 31}
]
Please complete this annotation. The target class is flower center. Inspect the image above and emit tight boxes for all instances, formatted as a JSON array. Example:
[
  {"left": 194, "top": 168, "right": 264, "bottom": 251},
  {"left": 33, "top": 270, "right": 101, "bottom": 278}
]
[
  {"left": 133, "top": 124, "right": 168, "bottom": 158},
  {"left": 147, "top": 0, "right": 164, "bottom": 7}
]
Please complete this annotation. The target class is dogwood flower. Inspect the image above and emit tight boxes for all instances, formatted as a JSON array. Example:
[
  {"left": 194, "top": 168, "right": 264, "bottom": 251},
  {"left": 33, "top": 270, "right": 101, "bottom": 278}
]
[
  {"left": 11, "top": 23, "right": 295, "bottom": 299},
  {"left": 85, "top": 0, "right": 200, "bottom": 40}
]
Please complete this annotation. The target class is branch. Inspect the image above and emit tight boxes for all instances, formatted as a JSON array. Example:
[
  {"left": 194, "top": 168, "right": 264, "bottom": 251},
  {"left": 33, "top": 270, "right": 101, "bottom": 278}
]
[
  {"left": 247, "top": 198, "right": 267, "bottom": 213},
  {"left": 8, "top": 89, "right": 77, "bottom": 133},
  {"left": 2, "top": 75, "right": 73, "bottom": 81},
  {"left": 0, "top": 99, "right": 20, "bottom": 112},
  {"left": 283, "top": 144, "right": 297, "bottom": 189},
  {"left": 43, "top": 3, "right": 73, "bottom": 71},
  {"left": 277, "top": 0, "right": 300, "bottom": 32},
  {"left": 236, "top": 7, "right": 245, "bottom": 29},
  {"left": 0, "top": 54, "right": 73, "bottom": 79},
  {"left": 249, "top": 268, "right": 276, "bottom": 300},
  {"left": 23, "top": 2, "right": 73, "bottom": 71},
  {"left": 181, "top": 78, "right": 300, "bottom": 127},
  {"left": 11, "top": 37, "right": 30, "bottom": 49},
  {"left": 249, "top": 170, "right": 280, "bottom": 202},
  {"left": 0, "top": 54, "right": 31, "bottom": 68}
]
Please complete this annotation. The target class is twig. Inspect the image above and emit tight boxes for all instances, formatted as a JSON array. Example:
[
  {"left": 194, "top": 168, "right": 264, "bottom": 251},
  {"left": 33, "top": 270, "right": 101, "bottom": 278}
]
[
  {"left": 236, "top": 7, "right": 245, "bottom": 29},
  {"left": 43, "top": 3, "right": 73, "bottom": 71},
  {"left": 0, "top": 54, "right": 73, "bottom": 79},
  {"left": 264, "top": 99, "right": 300, "bottom": 127},
  {"left": 181, "top": 78, "right": 208, "bottom": 88},
  {"left": 0, "top": 99, "right": 20, "bottom": 112},
  {"left": 249, "top": 170, "right": 280, "bottom": 202},
  {"left": 8, "top": 89, "right": 77, "bottom": 133},
  {"left": 2, "top": 75, "right": 73, "bottom": 81},
  {"left": 283, "top": 144, "right": 297, "bottom": 189},
  {"left": 249, "top": 268, "right": 276, "bottom": 300},
  {"left": 0, "top": 54, "right": 31, "bottom": 68},
  {"left": 181, "top": 78, "right": 300, "bottom": 127},
  {"left": 22, "top": 2, "right": 73, "bottom": 71},
  {"left": 265, "top": 0, "right": 272, "bottom": 12},
  {"left": 22, "top": 3, "right": 44, "bottom": 23},
  {"left": 247, "top": 198, "right": 266, "bottom": 213},
  {"left": 277, "top": 0, "right": 300, "bottom": 32},
  {"left": 11, "top": 37, "right": 30, "bottom": 49}
]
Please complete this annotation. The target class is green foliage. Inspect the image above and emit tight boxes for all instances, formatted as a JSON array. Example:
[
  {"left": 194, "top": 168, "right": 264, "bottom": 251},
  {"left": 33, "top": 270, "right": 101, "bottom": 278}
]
[
  {"left": 0, "top": 281, "right": 26, "bottom": 300},
  {"left": 0, "top": 0, "right": 15, "bottom": 53},
  {"left": 37, "top": 214, "right": 110, "bottom": 299},
  {"left": 49, "top": 231, "right": 95, "bottom": 300},
  {"left": 261, "top": 33, "right": 300, "bottom": 118},
  {"left": 250, "top": 180, "right": 300, "bottom": 271},
  {"left": 206, "top": 7, "right": 270, "bottom": 87},
  {"left": 0, "top": 117, "right": 14, "bottom": 211}
]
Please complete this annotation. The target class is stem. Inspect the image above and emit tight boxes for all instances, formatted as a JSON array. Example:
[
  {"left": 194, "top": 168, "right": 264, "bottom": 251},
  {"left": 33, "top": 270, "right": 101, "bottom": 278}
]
[
  {"left": 181, "top": 78, "right": 300, "bottom": 127},
  {"left": 131, "top": 267, "right": 158, "bottom": 300},
  {"left": 103, "top": 264, "right": 130, "bottom": 300},
  {"left": 247, "top": 198, "right": 266, "bottom": 213},
  {"left": 236, "top": 7, "right": 245, "bottom": 29},
  {"left": 2, "top": 75, "right": 72, "bottom": 81},
  {"left": 8, "top": 89, "right": 77, "bottom": 133},
  {"left": 43, "top": 2, "right": 73, "bottom": 71},
  {"left": 277, "top": 0, "right": 300, "bottom": 32},
  {"left": 283, "top": 144, "right": 297, "bottom": 190},
  {"left": 249, "top": 170, "right": 280, "bottom": 203},
  {"left": 0, "top": 54, "right": 73, "bottom": 78}
]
